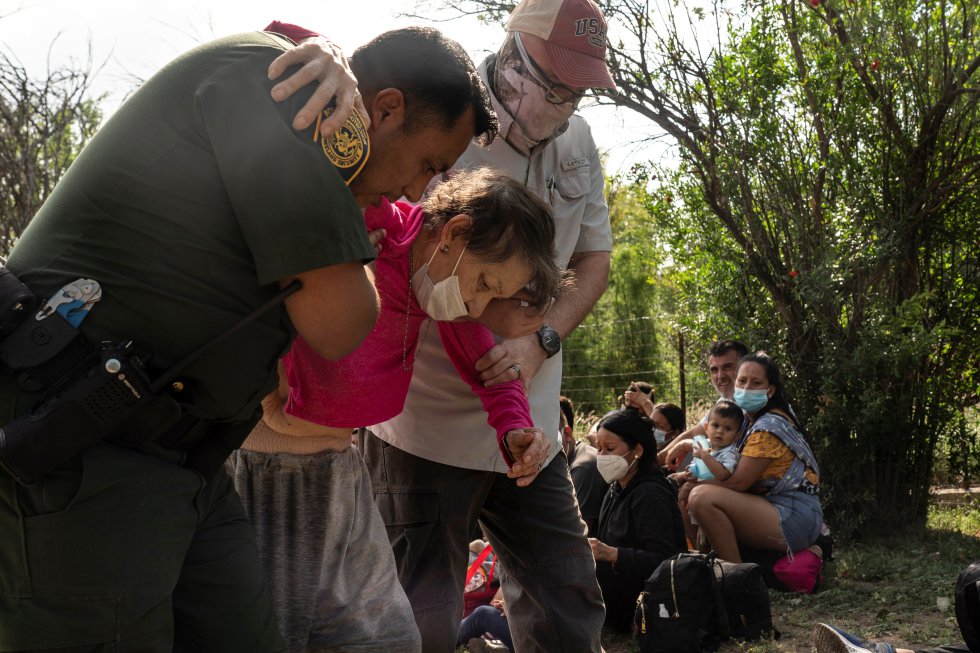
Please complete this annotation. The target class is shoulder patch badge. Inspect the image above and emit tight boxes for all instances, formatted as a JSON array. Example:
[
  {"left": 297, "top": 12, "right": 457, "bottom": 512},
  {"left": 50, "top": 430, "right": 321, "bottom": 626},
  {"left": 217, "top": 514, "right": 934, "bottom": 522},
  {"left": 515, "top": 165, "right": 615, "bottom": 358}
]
[{"left": 313, "top": 105, "right": 370, "bottom": 185}]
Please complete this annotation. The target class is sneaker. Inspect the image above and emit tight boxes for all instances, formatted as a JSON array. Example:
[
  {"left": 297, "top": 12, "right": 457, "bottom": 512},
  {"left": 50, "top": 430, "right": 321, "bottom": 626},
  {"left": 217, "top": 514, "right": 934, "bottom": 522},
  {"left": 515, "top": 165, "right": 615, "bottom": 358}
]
[
  {"left": 812, "top": 623, "right": 896, "bottom": 653},
  {"left": 466, "top": 636, "right": 510, "bottom": 652}
]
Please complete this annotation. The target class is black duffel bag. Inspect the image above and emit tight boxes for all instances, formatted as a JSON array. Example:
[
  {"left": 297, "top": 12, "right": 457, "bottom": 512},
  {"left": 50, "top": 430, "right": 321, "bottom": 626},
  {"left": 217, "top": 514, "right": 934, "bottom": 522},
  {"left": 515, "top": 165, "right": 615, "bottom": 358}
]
[{"left": 635, "top": 552, "right": 777, "bottom": 653}]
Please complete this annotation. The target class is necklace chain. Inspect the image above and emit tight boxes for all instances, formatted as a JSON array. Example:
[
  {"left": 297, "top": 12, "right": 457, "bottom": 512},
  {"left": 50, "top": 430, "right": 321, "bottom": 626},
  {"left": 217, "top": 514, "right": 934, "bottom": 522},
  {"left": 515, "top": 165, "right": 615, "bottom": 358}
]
[{"left": 402, "top": 245, "right": 430, "bottom": 371}]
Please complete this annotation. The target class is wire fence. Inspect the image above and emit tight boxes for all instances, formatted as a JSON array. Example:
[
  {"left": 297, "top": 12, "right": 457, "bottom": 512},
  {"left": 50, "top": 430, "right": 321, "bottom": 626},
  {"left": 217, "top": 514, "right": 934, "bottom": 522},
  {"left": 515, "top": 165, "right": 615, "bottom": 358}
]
[
  {"left": 561, "top": 318, "right": 980, "bottom": 487},
  {"left": 560, "top": 316, "right": 717, "bottom": 431}
]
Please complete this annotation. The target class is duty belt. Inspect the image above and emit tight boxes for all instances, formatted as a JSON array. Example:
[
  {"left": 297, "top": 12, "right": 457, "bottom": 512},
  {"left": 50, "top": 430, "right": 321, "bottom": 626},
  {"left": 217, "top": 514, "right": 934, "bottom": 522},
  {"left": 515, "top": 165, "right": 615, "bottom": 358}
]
[{"left": 0, "top": 270, "right": 300, "bottom": 484}]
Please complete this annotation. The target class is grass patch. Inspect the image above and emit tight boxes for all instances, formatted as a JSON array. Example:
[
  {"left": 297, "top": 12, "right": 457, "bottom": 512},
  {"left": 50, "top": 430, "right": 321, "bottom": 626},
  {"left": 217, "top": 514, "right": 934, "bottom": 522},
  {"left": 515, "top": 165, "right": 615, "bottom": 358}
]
[
  {"left": 927, "top": 496, "right": 980, "bottom": 537},
  {"left": 461, "top": 503, "right": 980, "bottom": 652}
]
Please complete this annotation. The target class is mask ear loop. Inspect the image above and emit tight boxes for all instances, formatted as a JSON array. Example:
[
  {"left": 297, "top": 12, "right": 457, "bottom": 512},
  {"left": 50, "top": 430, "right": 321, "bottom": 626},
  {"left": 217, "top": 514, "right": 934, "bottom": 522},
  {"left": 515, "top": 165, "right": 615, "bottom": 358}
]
[
  {"left": 449, "top": 244, "right": 467, "bottom": 275},
  {"left": 424, "top": 237, "right": 468, "bottom": 277},
  {"left": 425, "top": 238, "right": 442, "bottom": 266},
  {"left": 623, "top": 451, "right": 639, "bottom": 477}
]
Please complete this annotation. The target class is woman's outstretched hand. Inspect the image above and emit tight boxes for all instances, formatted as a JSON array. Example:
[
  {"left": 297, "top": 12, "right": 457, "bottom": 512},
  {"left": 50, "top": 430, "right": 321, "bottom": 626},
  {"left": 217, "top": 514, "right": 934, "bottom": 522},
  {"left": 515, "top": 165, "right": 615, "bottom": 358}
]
[{"left": 505, "top": 427, "right": 549, "bottom": 487}]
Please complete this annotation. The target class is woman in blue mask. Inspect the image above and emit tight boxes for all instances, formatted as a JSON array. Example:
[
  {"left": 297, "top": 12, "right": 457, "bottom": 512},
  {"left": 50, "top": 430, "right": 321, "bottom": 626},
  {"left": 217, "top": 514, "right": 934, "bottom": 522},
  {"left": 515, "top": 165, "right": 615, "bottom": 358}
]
[
  {"left": 686, "top": 352, "right": 824, "bottom": 584},
  {"left": 588, "top": 409, "right": 687, "bottom": 631}
]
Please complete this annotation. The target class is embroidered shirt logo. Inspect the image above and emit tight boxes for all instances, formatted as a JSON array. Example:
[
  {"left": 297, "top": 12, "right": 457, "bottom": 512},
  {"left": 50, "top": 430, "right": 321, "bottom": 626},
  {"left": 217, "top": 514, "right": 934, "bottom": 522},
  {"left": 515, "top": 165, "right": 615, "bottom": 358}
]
[
  {"left": 561, "top": 156, "right": 589, "bottom": 171},
  {"left": 314, "top": 106, "right": 370, "bottom": 185}
]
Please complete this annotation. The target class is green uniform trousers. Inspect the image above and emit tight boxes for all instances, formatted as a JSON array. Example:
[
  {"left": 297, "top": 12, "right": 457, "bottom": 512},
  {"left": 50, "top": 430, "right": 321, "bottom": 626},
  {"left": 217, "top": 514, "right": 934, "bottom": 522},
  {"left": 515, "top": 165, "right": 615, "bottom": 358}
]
[{"left": 0, "top": 441, "right": 285, "bottom": 652}]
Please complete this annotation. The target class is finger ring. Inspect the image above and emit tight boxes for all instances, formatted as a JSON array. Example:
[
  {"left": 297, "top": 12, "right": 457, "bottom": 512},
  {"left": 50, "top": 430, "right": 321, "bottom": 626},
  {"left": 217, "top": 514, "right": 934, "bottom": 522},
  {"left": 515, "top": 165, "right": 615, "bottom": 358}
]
[{"left": 510, "top": 364, "right": 521, "bottom": 378}]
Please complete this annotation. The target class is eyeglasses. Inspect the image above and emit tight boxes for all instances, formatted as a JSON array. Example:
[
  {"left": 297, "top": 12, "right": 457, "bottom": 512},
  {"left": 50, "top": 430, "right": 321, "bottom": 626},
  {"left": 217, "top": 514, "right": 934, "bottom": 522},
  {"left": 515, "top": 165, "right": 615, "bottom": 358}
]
[{"left": 513, "top": 33, "right": 588, "bottom": 106}]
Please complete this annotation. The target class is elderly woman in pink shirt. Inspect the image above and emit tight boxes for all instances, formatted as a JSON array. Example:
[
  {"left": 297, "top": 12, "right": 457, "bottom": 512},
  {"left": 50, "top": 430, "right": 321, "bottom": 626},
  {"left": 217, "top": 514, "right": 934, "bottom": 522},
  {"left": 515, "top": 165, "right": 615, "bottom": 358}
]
[{"left": 226, "top": 168, "right": 563, "bottom": 652}]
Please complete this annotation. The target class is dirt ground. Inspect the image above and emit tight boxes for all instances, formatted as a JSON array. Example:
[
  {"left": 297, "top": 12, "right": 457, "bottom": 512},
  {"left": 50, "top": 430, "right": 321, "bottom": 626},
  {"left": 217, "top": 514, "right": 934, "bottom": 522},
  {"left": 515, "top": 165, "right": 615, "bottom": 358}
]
[{"left": 931, "top": 484, "right": 980, "bottom": 507}]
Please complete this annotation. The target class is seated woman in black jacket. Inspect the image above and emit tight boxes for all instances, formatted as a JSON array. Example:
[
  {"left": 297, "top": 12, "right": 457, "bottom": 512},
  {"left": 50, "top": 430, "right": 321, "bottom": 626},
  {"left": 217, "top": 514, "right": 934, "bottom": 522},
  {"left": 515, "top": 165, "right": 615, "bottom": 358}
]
[{"left": 588, "top": 409, "right": 688, "bottom": 632}]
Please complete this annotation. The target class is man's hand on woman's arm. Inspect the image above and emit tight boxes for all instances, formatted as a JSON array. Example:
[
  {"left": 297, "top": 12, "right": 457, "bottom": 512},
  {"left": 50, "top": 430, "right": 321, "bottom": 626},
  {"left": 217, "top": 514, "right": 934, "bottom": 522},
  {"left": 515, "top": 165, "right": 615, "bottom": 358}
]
[
  {"left": 477, "top": 251, "right": 610, "bottom": 389},
  {"left": 265, "top": 23, "right": 367, "bottom": 134}
]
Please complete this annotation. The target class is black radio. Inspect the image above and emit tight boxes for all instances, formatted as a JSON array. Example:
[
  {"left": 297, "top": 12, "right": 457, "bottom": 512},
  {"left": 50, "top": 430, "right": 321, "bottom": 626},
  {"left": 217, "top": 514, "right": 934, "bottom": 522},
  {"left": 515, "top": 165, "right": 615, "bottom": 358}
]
[{"left": 0, "top": 340, "right": 155, "bottom": 484}]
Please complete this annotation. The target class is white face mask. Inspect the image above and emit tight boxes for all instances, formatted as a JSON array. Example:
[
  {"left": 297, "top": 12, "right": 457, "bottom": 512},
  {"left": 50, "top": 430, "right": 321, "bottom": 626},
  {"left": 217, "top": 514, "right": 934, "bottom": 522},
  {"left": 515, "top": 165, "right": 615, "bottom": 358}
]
[
  {"left": 653, "top": 428, "right": 667, "bottom": 446},
  {"left": 412, "top": 243, "right": 468, "bottom": 321},
  {"left": 596, "top": 451, "right": 636, "bottom": 484}
]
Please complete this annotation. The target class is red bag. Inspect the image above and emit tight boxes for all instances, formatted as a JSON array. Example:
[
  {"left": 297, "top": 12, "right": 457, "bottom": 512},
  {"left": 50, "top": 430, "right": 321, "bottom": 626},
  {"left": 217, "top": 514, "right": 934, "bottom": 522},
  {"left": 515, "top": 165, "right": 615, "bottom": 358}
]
[
  {"left": 463, "top": 544, "right": 498, "bottom": 617},
  {"left": 773, "top": 548, "right": 823, "bottom": 594}
]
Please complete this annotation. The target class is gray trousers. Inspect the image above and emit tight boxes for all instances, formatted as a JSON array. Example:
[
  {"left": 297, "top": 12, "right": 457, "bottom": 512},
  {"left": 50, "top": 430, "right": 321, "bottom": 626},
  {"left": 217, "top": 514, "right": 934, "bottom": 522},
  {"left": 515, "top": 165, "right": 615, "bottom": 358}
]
[
  {"left": 227, "top": 446, "right": 421, "bottom": 653},
  {"left": 360, "top": 429, "right": 605, "bottom": 653}
]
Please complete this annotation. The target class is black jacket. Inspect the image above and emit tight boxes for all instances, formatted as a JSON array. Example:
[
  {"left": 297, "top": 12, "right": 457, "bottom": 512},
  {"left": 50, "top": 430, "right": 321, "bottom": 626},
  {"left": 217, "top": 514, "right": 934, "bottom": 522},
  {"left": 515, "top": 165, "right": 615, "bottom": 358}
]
[{"left": 595, "top": 466, "right": 687, "bottom": 631}]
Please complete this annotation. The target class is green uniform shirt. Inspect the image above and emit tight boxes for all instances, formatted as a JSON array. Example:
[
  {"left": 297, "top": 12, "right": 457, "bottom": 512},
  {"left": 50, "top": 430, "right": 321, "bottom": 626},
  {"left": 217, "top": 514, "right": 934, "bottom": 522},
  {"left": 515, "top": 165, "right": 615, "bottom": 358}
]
[{"left": 5, "top": 32, "right": 375, "bottom": 422}]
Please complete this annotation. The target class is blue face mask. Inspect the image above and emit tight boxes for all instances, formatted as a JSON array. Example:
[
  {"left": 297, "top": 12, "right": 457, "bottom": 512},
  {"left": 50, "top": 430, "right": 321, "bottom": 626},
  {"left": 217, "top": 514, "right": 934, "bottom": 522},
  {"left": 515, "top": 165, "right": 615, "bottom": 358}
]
[
  {"left": 734, "top": 387, "right": 770, "bottom": 413},
  {"left": 653, "top": 428, "right": 667, "bottom": 446}
]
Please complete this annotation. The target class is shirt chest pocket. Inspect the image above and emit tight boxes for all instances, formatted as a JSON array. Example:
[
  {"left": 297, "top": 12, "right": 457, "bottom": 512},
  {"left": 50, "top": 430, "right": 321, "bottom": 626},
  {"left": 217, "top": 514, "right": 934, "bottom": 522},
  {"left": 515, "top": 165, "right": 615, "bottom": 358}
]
[
  {"left": 551, "top": 166, "right": 591, "bottom": 203},
  {"left": 546, "top": 166, "right": 592, "bottom": 227}
]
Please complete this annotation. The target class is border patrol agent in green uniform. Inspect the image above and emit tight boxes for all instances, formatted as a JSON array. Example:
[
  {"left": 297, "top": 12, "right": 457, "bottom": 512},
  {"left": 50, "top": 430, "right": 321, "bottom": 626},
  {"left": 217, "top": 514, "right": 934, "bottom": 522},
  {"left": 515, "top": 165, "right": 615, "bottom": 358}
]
[
  {"left": 0, "top": 32, "right": 379, "bottom": 652},
  {"left": 0, "top": 23, "right": 498, "bottom": 650}
]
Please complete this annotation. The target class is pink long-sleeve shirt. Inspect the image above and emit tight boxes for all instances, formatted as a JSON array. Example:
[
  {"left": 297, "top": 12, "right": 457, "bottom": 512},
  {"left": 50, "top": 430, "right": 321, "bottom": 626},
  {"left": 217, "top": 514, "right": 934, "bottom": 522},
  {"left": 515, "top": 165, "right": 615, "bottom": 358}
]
[{"left": 282, "top": 200, "right": 531, "bottom": 465}]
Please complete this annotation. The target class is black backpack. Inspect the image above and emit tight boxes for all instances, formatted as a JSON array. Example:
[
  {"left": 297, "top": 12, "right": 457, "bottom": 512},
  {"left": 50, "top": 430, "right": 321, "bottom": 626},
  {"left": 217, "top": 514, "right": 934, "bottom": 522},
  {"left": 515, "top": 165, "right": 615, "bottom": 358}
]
[
  {"left": 954, "top": 561, "right": 980, "bottom": 653},
  {"left": 635, "top": 552, "right": 776, "bottom": 653},
  {"left": 635, "top": 553, "right": 725, "bottom": 653},
  {"left": 713, "top": 559, "right": 776, "bottom": 640}
]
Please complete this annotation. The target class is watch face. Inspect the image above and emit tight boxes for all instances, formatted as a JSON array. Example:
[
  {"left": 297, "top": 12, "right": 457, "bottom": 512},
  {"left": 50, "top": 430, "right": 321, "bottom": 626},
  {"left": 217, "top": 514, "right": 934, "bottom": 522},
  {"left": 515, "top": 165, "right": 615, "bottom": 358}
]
[{"left": 540, "top": 326, "right": 561, "bottom": 356}]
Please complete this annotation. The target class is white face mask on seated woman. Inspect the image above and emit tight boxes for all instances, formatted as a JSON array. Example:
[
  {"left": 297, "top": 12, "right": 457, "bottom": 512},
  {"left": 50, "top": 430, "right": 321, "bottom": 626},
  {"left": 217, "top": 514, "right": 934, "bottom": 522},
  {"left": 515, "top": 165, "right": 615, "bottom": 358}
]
[{"left": 596, "top": 451, "right": 637, "bottom": 484}]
